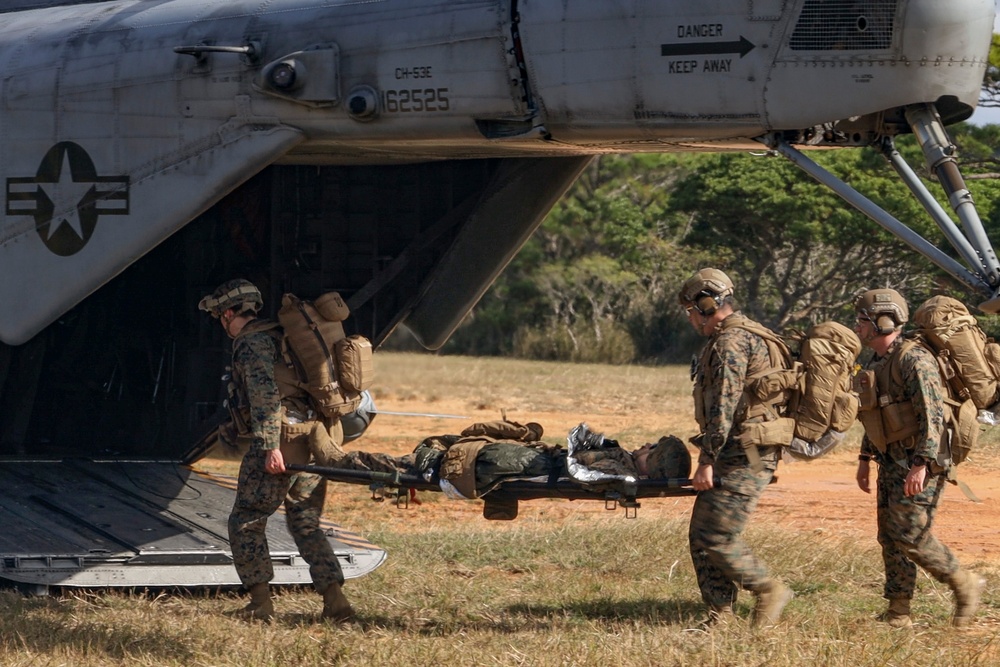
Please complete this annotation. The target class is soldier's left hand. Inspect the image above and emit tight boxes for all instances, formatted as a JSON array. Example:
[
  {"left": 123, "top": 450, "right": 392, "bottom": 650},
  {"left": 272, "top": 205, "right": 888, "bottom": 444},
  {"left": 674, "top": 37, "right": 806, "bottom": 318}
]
[{"left": 856, "top": 461, "right": 871, "bottom": 494}]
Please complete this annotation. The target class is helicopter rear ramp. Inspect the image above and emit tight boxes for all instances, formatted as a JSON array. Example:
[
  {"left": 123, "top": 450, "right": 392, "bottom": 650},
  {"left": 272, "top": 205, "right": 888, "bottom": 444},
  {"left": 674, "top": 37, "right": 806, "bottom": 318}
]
[{"left": 0, "top": 460, "right": 385, "bottom": 592}]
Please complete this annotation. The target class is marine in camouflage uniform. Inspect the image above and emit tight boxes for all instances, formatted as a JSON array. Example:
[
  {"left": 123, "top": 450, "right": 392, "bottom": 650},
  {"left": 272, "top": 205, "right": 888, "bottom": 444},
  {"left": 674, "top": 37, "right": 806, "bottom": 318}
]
[
  {"left": 199, "top": 279, "right": 354, "bottom": 623},
  {"left": 679, "top": 268, "right": 793, "bottom": 628},
  {"left": 853, "top": 288, "right": 983, "bottom": 627}
]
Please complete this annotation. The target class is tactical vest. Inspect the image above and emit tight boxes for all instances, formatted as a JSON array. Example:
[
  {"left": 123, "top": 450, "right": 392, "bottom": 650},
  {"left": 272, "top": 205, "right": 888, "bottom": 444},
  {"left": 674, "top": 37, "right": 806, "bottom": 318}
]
[
  {"left": 854, "top": 338, "right": 953, "bottom": 454},
  {"left": 227, "top": 320, "right": 312, "bottom": 436},
  {"left": 693, "top": 314, "right": 794, "bottom": 470},
  {"left": 436, "top": 420, "right": 545, "bottom": 499}
]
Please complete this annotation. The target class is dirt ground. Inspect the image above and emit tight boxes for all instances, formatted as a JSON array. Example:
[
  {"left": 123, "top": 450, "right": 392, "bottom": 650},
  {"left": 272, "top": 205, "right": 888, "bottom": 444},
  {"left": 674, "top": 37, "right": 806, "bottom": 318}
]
[{"left": 325, "top": 395, "right": 1000, "bottom": 566}]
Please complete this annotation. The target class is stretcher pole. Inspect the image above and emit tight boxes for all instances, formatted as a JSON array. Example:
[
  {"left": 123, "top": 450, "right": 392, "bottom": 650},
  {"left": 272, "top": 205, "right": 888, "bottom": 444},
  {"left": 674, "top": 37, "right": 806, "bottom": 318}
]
[
  {"left": 286, "top": 463, "right": 441, "bottom": 491},
  {"left": 287, "top": 463, "right": 704, "bottom": 499}
]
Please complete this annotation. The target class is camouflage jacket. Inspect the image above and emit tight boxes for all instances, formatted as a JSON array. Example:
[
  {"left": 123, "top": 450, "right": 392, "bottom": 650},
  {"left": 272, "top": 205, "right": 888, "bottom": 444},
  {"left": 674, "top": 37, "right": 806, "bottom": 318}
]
[
  {"left": 231, "top": 320, "right": 282, "bottom": 452},
  {"left": 573, "top": 447, "right": 639, "bottom": 477},
  {"left": 693, "top": 312, "right": 778, "bottom": 465},
  {"left": 859, "top": 337, "right": 946, "bottom": 465}
]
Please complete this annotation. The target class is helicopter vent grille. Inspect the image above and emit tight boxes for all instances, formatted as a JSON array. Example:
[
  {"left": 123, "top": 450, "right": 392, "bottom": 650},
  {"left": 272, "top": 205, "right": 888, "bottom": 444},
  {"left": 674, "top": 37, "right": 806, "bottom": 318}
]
[{"left": 789, "top": 0, "right": 896, "bottom": 51}]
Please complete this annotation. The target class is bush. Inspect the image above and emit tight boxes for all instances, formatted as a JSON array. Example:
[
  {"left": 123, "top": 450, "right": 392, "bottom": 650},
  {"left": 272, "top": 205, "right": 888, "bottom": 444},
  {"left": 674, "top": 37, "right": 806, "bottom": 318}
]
[{"left": 513, "top": 321, "right": 636, "bottom": 364}]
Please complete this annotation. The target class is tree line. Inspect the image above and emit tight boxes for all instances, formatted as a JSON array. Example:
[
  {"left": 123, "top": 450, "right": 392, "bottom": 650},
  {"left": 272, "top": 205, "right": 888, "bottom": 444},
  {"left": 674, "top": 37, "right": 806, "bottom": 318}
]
[{"left": 397, "top": 124, "right": 1000, "bottom": 364}]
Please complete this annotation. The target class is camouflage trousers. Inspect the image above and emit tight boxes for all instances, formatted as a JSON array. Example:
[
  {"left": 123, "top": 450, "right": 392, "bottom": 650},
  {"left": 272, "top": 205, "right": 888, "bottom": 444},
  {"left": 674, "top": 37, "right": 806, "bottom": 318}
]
[
  {"left": 228, "top": 447, "right": 344, "bottom": 592},
  {"left": 876, "top": 462, "right": 959, "bottom": 600},
  {"left": 689, "top": 460, "right": 775, "bottom": 608}
]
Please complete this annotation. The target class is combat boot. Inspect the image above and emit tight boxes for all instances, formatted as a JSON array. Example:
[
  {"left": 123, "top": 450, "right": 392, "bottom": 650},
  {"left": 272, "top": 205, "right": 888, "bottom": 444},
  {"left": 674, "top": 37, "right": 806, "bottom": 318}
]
[
  {"left": 321, "top": 582, "right": 355, "bottom": 623},
  {"left": 878, "top": 598, "right": 912, "bottom": 628},
  {"left": 948, "top": 568, "right": 985, "bottom": 627},
  {"left": 230, "top": 582, "right": 274, "bottom": 622},
  {"left": 752, "top": 579, "right": 793, "bottom": 628}
]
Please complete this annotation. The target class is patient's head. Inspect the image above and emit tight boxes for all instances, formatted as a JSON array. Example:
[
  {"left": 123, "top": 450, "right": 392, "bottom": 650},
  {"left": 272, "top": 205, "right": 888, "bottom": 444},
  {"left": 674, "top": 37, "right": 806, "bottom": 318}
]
[{"left": 633, "top": 435, "right": 692, "bottom": 479}]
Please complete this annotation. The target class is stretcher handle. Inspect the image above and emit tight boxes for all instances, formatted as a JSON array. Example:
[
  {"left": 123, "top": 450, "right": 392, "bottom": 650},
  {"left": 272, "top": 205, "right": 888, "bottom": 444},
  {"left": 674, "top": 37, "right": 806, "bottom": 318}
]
[{"left": 286, "top": 463, "right": 442, "bottom": 491}]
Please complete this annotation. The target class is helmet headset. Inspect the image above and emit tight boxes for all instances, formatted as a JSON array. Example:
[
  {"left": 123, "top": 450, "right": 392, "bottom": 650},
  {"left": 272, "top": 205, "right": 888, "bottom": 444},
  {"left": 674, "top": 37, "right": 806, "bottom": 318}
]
[{"left": 693, "top": 290, "right": 724, "bottom": 317}]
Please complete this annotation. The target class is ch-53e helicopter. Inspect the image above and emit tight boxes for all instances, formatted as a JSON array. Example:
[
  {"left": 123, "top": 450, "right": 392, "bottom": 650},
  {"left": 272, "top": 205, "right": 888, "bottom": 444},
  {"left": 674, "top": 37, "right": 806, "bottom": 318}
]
[{"left": 0, "top": 0, "right": 995, "bottom": 591}]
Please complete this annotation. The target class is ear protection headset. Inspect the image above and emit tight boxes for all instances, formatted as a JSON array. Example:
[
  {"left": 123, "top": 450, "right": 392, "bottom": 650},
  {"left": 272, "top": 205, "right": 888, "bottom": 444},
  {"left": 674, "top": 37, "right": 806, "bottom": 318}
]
[
  {"left": 875, "top": 315, "right": 897, "bottom": 336},
  {"left": 693, "top": 290, "right": 724, "bottom": 317}
]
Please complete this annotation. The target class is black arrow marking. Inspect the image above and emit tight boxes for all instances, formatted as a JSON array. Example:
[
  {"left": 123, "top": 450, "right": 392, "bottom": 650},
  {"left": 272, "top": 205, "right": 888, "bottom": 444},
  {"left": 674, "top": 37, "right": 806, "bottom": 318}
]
[{"left": 661, "top": 36, "right": 755, "bottom": 58}]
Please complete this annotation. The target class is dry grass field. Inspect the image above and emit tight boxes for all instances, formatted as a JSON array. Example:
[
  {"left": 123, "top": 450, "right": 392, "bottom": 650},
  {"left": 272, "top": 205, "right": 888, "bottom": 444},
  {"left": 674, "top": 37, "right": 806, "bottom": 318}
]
[{"left": 2, "top": 351, "right": 998, "bottom": 667}]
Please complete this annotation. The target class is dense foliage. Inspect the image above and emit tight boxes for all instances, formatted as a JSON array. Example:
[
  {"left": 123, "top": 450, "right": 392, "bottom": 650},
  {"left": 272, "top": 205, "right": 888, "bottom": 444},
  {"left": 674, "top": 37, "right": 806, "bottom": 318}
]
[{"left": 433, "top": 125, "right": 1000, "bottom": 363}]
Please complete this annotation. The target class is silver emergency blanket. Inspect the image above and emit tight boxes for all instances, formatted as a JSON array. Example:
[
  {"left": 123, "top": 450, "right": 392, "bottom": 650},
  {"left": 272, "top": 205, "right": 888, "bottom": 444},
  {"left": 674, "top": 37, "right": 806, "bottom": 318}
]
[
  {"left": 784, "top": 429, "right": 845, "bottom": 462},
  {"left": 565, "top": 423, "right": 639, "bottom": 485}
]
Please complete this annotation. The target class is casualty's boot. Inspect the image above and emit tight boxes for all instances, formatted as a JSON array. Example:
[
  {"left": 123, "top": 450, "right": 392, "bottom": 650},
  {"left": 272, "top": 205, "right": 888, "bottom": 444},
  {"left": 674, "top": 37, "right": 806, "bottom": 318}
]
[
  {"left": 948, "top": 568, "right": 985, "bottom": 627},
  {"left": 321, "top": 582, "right": 355, "bottom": 623},
  {"left": 230, "top": 582, "right": 274, "bottom": 622},
  {"left": 752, "top": 579, "right": 794, "bottom": 628},
  {"left": 878, "top": 598, "right": 912, "bottom": 628}
]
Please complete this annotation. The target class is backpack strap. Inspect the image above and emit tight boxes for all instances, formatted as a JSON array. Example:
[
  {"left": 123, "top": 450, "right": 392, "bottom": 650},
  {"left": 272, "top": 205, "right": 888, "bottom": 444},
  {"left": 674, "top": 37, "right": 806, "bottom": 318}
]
[
  {"left": 292, "top": 298, "right": 338, "bottom": 383},
  {"left": 948, "top": 469, "right": 982, "bottom": 502},
  {"left": 233, "top": 318, "right": 282, "bottom": 341}
]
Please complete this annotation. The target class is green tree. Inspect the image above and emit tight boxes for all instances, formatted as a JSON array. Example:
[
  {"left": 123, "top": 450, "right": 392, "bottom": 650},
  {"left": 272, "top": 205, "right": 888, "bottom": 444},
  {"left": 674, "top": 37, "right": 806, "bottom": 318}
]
[
  {"left": 980, "top": 33, "right": 1000, "bottom": 110},
  {"left": 667, "top": 145, "right": 990, "bottom": 331},
  {"left": 443, "top": 130, "right": 1000, "bottom": 362},
  {"left": 448, "top": 154, "right": 702, "bottom": 361}
]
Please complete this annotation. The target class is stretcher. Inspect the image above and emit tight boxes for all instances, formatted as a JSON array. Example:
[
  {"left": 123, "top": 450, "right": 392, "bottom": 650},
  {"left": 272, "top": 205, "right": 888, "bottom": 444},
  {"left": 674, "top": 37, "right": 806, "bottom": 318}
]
[
  {"left": 286, "top": 463, "right": 705, "bottom": 520},
  {"left": 287, "top": 423, "right": 780, "bottom": 520}
]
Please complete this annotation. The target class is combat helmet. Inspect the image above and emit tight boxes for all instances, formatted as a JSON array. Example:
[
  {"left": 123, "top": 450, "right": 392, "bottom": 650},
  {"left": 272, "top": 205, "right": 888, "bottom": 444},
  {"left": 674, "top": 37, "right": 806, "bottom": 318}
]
[
  {"left": 854, "top": 288, "right": 909, "bottom": 335},
  {"left": 198, "top": 279, "right": 263, "bottom": 317},
  {"left": 678, "top": 268, "right": 734, "bottom": 316}
]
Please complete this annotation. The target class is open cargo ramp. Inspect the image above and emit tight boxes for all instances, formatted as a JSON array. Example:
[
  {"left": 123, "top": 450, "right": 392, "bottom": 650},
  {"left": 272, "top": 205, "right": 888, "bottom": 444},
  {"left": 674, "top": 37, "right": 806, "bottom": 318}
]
[{"left": 0, "top": 460, "right": 385, "bottom": 592}]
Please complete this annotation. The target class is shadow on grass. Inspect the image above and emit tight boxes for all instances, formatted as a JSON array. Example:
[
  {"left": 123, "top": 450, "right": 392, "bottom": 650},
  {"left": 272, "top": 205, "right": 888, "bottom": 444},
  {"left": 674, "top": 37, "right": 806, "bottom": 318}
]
[
  {"left": 507, "top": 596, "right": 708, "bottom": 625},
  {"left": 276, "top": 596, "right": 713, "bottom": 634}
]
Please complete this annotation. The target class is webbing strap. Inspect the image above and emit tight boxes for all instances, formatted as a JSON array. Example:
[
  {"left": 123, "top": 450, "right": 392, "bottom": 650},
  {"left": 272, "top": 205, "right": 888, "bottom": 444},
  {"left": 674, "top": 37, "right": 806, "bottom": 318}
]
[
  {"left": 742, "top": 441, "right": 765, "bottom": 473},
  {"left": 947, "top": 468, "right": 982, "bottom": 503},
  {"left": 296, "top": 300, "right": 338, "bottom": 381}
]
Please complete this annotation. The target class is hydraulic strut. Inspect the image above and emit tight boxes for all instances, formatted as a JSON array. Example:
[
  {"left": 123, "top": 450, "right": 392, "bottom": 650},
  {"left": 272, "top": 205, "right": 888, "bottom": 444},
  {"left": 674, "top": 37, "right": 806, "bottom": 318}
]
[
  {"left": 905, "top": 104, "right": 1000, "bottom": 288},
  {"left": 764, "top": 103, "right": 1000, "bottom": 312},
  {"left": 767, "top": 136, "right": 988, "bottom": 297}
]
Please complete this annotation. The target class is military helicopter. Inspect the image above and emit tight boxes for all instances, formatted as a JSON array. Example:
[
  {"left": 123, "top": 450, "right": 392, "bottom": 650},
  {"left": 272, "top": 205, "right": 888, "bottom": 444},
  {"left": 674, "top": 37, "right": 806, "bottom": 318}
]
[{"left": 0, "top": 0, "right": 995, "bottom": 590}]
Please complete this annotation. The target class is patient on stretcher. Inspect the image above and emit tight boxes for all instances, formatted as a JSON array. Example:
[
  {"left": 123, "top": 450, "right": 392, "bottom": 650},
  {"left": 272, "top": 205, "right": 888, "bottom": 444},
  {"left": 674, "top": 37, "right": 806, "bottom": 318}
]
[{"left": 314, "top": 420, "right": 692, "bottom": 500}]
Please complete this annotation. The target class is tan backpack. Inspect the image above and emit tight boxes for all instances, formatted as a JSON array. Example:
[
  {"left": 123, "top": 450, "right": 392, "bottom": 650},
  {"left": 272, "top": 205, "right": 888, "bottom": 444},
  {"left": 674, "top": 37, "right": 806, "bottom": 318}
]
[
  {"left": 278, "top": 292, "right": 375, "bottom": 419},
  {"left": 910, "top": 295, "right": 999, "bottom": 466},
  {"left": 787, "top": 321, "right": 863, "bottom": 440},
  {"left": 740, "top": 320, "right": 862, "bottom": 461},
  {"left": 913, "top": 295, "right": 1000, "bottom": 412}
]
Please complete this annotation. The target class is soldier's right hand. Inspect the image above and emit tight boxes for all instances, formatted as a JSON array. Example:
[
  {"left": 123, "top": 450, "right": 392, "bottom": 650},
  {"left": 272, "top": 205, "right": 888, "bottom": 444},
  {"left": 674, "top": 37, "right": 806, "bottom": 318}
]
[
  {"left": 692, "top": 463, "right": 714, "bottom": 491},
  {"left": 265, "top": 448, "right": 287, "bottom": 475},
  {"left": 856, "top": 460, "right": 871, "bottom": 493}
]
